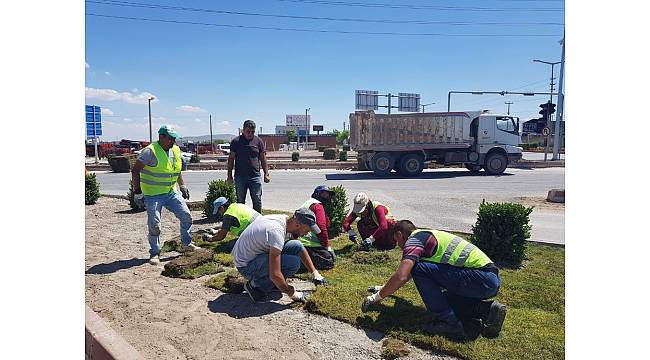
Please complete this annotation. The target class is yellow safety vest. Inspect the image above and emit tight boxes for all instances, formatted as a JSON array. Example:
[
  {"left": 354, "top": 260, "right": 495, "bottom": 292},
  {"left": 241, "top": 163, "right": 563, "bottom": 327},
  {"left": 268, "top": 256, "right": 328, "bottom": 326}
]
[
  {"left": 299, "top": 198, "right": 324, "bottom": 248},
  {"left": 224, "top": 203, "right": 260, "bottom": 235},
  {"left": 416, "top": 229, "right": 492, "bottom": 268},
  {"left": 140, "top": 142, "right": 182, "bottom": 196}
]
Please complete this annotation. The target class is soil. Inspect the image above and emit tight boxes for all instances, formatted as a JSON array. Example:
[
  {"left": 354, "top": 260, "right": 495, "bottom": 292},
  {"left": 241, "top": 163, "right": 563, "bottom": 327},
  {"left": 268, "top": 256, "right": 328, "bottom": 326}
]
[{"left": 86, "top": 196, "right": 455, "bottom": 360}]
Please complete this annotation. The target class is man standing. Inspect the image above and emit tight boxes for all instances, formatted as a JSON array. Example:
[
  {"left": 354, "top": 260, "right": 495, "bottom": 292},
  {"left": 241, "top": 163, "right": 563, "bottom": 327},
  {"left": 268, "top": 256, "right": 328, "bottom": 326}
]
[
  {"left": 232, "top": 208, "right": 327, "bottom": 303},
  {"left": 343, "top": 192, "right": 397, "bottom": 250},
  {"left": 227, "top": 120, "right": 270, "bottom": 213},
  {"left": 298, "top": 185, "right": 336, "bottom": 270},
  {"left": 202, "top": 197, "right": 260, "bottom": 242},
  {"left": 361, "top": 220, "right": 506, "bottom": 341},
  {"left": 131, "top": 125, "right": 199, "bottom": 265}
]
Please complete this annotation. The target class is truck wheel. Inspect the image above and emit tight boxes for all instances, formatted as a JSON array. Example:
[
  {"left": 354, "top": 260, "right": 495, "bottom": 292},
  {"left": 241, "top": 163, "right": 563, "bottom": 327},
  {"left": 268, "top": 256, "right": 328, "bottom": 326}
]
[
  {"left": 370, "top": 152, "right": 394, "bottom": 176},
  {"left": 399, "top": 154, "right": 424, "bottom": 177},
  {"left": 484, "top": 152, "right": 508, "bottom": 175}
]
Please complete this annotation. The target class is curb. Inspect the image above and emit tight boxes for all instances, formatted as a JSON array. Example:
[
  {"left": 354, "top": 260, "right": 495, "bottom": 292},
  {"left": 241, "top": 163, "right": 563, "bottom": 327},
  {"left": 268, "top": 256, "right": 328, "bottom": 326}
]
[{"left": 86, "top": 305, "right": 145, "bottom": 360}]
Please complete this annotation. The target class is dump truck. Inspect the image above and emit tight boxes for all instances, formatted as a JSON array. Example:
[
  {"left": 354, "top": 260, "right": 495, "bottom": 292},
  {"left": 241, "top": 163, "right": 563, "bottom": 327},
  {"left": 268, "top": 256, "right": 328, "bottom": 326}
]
[{"left": 350, "top": 110, "right": 522, "bottom": 176}]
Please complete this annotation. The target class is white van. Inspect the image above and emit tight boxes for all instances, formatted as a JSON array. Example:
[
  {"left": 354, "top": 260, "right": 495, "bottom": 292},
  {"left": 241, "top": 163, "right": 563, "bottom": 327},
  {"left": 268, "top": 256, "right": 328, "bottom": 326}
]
[{"left": 217, "top": 143, "right": 230, "bottom": 154}]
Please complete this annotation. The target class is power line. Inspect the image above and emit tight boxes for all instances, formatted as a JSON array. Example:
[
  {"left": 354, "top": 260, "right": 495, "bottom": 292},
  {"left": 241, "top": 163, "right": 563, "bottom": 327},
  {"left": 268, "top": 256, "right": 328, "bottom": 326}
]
[
  {"left": 87, "top": 0, "right": 564, "bottom": 26},
  {"left": 273, "top": 0, "right": 564, "bottom": 12},
  {"left": 86, "top": 13, "right": 561, "bottom": 37}
]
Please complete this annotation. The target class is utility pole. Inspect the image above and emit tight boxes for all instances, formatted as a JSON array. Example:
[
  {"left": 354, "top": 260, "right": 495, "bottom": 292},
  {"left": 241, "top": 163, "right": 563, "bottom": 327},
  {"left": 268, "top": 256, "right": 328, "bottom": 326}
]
[
  {"left": 305, "top": 108, "right": 310, "bottom": 146},
  {"left": 209, "top": 114, "right": 213, "bottom": 153},
  {"left": 533, "top": 59, "right": 561, "bottom": 161},
  {"left": 553, "top": 34, "right": 566, "bottom": 160},
  {"left": 421, "top": 102, "right": 436, "bottom": 112},
  {"left": 148, "top": 96, "right": 155, "bottom": 143},
  {"left": 505, "top": 101, "right": 513, "bottom": 115}
]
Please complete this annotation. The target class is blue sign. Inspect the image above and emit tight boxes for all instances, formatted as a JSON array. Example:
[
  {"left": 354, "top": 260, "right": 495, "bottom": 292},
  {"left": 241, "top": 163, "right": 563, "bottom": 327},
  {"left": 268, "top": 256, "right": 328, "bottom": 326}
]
[
  {"left": 298, "top": 129, "right": 307, "bottom": 136},
  {"left": 85, "top": 105, "right": 102, "bottom": 138}
]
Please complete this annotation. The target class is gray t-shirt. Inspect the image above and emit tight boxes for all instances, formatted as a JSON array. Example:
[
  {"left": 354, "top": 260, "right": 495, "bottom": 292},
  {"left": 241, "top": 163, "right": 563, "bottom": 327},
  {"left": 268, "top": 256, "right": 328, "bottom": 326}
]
[
  {"left": 231, "top": 214, "right": 288, "bottom": 268},
  {"left": 137, "top": 146, "right": 176, "bottom": 168}
]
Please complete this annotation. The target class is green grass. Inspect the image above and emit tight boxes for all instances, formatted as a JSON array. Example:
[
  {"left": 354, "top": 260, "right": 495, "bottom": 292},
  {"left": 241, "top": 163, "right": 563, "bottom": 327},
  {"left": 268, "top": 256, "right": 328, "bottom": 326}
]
[
  {"left": 381, "top": 338, "right": 411, "bottom": 359},
  {"left": 179, "top": 262, "right": 224, "bottom": 279},
  {"left": 304, "top": 233, "right": 565, "bottom": 360}
]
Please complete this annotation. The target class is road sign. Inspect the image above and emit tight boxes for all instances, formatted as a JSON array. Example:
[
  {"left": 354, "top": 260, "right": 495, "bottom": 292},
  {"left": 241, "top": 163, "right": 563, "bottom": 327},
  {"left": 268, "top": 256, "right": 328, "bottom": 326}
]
[
  {"left": 85, "top": 105, "right": 102, "bottom": 138},
  {"left": 398, "top": 93, "right": 421, "bottom": 112},
  {"left": 312, "top": 125, "right": 324, "bottom": 132},
  {"left": 355, "top": 90, "right": 379, "bottom": 110},
  {"left": 542, "top": 127, "right": 550, "bottom": 136}
]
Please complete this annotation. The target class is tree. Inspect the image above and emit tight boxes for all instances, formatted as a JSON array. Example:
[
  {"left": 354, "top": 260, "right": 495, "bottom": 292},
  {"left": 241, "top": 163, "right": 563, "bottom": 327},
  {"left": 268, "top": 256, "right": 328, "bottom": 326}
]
[
  {"left": 333, "top": 129, "right": 350, "bottom": 146},
  {"left": 286, "top": 129, "right": 297, "bottom": 142}
]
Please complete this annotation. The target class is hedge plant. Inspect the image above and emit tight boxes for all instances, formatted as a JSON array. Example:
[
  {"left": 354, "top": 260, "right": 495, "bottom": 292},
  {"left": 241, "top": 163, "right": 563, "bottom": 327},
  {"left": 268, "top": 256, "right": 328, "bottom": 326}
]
[
  {"left": 190, "top": 154, "right": 201, "bottom": 163},
  {"left": 469, "top": 200, "right": 533, "bottom": 266},
  {"left": 323, "top": 185, "right": 348, "bottom": 238},
  {"left": 323, "top": 148, "right": 338, "bottom": 160},
  {"left": 292, "top": 151, "right": 300, "bottom": 162},
  {"left": 85, "top": 173, "right": 100, "bottom": 205},
  {"left": 338, "top": 151, "right": 348, "bottom": 161},
  {"left": 203, "top": 180, "right": 237, "bottom": 218}
]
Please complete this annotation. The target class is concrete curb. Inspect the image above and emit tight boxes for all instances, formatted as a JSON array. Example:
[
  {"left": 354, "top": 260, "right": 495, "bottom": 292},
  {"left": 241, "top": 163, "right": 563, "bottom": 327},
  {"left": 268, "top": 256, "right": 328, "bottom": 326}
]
[{"left": 85, "top": 305, "right": 145, "bottom": 360}]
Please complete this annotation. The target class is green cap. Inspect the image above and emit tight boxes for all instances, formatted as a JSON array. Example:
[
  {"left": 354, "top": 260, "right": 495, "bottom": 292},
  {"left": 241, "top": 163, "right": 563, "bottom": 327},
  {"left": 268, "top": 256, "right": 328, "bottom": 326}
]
[{"left": 158, "top": 125, "right": 179, "bottom": 139}]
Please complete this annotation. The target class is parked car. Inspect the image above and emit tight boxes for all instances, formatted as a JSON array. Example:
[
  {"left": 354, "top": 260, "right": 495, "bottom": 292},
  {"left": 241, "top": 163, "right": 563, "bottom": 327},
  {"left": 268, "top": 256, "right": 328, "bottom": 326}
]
[
  {"left": 217, "top": 143, "right": 230, "bottom": 154},
  {"left": 180, "top": 152, "right": 193, "bottom": 163}
]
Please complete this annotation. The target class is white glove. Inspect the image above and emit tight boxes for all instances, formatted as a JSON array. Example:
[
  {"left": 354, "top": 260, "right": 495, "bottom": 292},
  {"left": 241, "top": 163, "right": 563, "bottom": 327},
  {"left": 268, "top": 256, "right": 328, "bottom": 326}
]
[
  {"left": 361, "top": 292, "right": 383, "bottom": 312},
  {"left": 367, "top": 285, "right": 384, "bottom": 294},
  {"left": 290, "top": 290, "right": 309, "bottom": 303},
  {"left": 134, "top": 193, "right": 144, "bottom": 208}
]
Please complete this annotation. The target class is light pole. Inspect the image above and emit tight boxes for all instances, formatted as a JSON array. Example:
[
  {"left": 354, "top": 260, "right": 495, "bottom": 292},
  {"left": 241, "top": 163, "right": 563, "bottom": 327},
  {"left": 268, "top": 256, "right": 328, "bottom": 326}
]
[
  {"left": 505, "top": 101, "right": 513, "bottom": 115},
  {"left": 420, "top": 102, "right": 435, "bottom": 112},
  {"left": 305, "top": 107, "right": 310, "bottom": 147},
  {"left": 148, "top": 96, "right": 155, "bottom": 143},
  {"left": 533, "top": 59, "right": 561, "bottom": 161}
]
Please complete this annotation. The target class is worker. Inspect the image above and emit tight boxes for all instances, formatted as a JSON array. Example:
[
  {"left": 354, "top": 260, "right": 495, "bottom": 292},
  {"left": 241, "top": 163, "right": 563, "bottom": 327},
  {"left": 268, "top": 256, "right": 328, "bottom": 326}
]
[
  {"left": 361, "top": 220, "right": 506, "bottom": 341},
  {"left": 343, "top": 192, "right": 397, "bottom": 251},
  {"left": 202, "top": 197, "right": 260, "bottom": 242},
  {"left": 232, "top": 207, "right": 327, "bottom": 303},
  {"left": 298, "top": 185, "right": 336, "bottom": 270},
  {"left": 131, "top": 125, "right": 199, "bottom": 265}
]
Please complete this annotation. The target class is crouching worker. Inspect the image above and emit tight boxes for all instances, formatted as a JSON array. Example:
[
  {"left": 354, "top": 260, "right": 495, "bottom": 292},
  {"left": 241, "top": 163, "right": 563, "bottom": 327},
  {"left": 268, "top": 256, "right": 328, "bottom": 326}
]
[
  {"left": 232, "top": 207, "right": 328, "bottom": 303},
  {"left": 202, "top": 197, "right": 260, "bottom": 242},
  {"left": 361, "top": 220, "right": 506, "bottom": 341},
  {"left": 343, "top": 192, "right": 397, "bottom": 251},
  {"left": 298, "top": 185, "right": 336, "bottom": 270}
]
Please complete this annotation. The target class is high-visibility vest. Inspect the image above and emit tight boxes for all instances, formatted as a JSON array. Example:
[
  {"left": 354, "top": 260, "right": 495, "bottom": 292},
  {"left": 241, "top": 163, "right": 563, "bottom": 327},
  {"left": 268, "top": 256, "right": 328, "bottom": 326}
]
[
  {"left": 299, "top": 198, "right": 324, "bottom": 248},
  {"left": 416, "top": 229, "right": 492, "bottom": 269},
  {"left": 140, "top": 142, "right": 182, "bottom": 196},
  {"left": 224, "top": 203, "right": 260, "bottom": 235},
  {"left": 369, "top": 201, "right": 395, "bottom": 226}
]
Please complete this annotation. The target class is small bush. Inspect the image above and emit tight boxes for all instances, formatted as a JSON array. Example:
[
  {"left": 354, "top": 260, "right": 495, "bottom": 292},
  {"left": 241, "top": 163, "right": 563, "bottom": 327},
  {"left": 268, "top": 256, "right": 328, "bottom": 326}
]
[
  {"left": 85, "top": 173, "right": 100, "bottom": 205},
  {"left": 318, "top": 146, "right": 326, "bottom": 152},
  {"left": 126, "top": 179, "right": 143, "bottom": 210},
  {"left": 323, "top": 148, "right": 338, "bottom": 160},
  {"left": 190, "top": 154, "right": 200, "bottom": 163},
  {"left": 203, "top": 180, "right": 237, "bottom": 218},
  {"left": 469, "top": 200, "right": 533, "bottom": 266},
  {"left": 338, "top": 151, "right": 348, "bottom": 161},
  {"left": 292, "top": 151, "right": 300, "bottom": 162},
  {"left": 323, "top": 185, "right": 348, "bottom": 238}
]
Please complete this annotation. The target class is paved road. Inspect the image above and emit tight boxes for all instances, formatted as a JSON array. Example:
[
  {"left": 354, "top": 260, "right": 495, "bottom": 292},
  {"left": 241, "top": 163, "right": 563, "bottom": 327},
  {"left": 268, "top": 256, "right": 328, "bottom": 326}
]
[
  {"left": 95, "top": 168, "right": 565, "bottom": 245},
  {"left": 522, "top": 151, "right": 565, "bottom": 161}
]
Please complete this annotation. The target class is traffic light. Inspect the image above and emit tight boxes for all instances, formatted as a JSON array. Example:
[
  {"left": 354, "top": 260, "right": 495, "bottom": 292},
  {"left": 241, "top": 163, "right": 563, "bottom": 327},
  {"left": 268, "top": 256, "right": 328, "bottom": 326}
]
[
  {"left": 548, "top": 103, "right": 556, "bottom": 115},
  {"left": 539, "top": 102, "right": 549, "bottom": 121}
]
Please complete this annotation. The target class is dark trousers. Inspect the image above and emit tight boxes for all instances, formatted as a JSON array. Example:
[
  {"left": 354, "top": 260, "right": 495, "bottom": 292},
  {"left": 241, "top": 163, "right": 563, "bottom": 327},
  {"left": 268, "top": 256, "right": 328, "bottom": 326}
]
[
  {"left": 235, "top": 174, "right": 263, "bottom": 213},
  {"left": 301, "top": 247, "right": 335, "bottom": 270}
]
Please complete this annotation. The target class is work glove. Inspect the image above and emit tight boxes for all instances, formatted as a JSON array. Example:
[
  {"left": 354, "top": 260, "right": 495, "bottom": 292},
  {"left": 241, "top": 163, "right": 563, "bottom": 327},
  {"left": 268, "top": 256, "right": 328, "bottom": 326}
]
[
  {"left": 180, "top": 185, "right": 190, "bottom": 200},
  {"left": 290, "top": 290, "right": 310, "bottom": 303},
  {"left": 134, "top": 193, "right": 145, "bottom": 209},
  {"left": 367, "top": 285, "right": 384, "bottom": 294},
  {"left": 360, "top": 236, "right": 375, "bottom": 251},
  {"left": 312, "top": 271, "right": 328, "bottom": 286},
  {"left": 327, "top": 246, "right": 336, "bottom": 261},
  {"left": 202, "top": 233, "right": 214, "bottom": 242},
  {"left": 347, "top": 230, "right": 358, "bottom": 243},
  {"left": 361, "top": 292, "right": 383, "bottom": 313}
]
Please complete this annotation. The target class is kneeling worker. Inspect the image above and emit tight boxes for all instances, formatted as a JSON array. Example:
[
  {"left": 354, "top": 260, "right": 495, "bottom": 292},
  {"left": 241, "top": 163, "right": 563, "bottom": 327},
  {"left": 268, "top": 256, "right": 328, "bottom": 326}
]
[
  {"left": 203, "top": 197, "right": 260, "bottom": 242},
  {"left": 299, "top": 185, "right": 336, "bottom": 270},
  {"left": 361, "top": 220, "right": 506, "bottom": 341},
  {"left": 232, "top": 208, "right": 327, "bottom": 303},
  {"left": 343, "top": 192, "right": 397, "bottom": 251}
]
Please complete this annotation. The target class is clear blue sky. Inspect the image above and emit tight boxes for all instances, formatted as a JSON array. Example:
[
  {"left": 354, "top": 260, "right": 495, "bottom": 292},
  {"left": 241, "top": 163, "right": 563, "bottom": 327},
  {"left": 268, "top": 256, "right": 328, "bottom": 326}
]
[{"left": 85, "top": 0, "right": 565, "bottom": 141}]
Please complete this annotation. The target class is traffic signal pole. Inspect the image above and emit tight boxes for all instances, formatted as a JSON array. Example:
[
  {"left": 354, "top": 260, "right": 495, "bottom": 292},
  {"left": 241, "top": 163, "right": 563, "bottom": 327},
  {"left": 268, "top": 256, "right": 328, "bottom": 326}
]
[{"left": 552, "top": 35, "right": 566, "bottom": 161}]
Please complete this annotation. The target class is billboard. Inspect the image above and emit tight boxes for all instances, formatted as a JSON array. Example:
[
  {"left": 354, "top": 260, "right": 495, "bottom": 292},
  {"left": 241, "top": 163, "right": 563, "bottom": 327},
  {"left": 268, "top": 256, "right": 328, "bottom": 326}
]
[
  {"left": 398, "top": 93, "right": 421, "bottom": 112},
  {"left": 286, "top": 114, "right": 310, "bottom": 127},
  {"left": 355, "top": 90, "right": 379, "bottom": 110},
  {"left": 313, "top": 125, "right": 324, "bottom": 132}
]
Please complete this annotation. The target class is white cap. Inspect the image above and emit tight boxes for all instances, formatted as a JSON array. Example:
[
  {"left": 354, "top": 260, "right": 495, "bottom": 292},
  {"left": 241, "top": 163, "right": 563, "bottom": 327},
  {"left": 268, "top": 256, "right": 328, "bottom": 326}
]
[{"left": 353, "top": 192, "right": 369, "bottom": 214}]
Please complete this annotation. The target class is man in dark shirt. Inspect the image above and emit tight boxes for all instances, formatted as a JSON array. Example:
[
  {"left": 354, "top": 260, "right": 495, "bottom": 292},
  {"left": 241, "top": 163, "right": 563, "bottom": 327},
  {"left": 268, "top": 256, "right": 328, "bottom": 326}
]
[
  {"left": 361, "top": 220, "right": 506, "bottom": 341},
  {"left": 227, "top": 120, "right": 270, "bottom": 213}
]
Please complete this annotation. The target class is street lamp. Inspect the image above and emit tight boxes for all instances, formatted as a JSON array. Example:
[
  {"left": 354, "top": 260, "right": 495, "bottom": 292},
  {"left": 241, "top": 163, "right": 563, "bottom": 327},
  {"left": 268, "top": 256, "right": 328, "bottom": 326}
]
[
  {"left": 421, "top": 102, "right": 435, "bottom": 112},
  {"left": 533, "top": 59, "right": 561, "bottom": 161},
  {"left": 304, "top": 108, "right": 311, "bottom": 146},
  {"left": 148, "top": 96, "right": 155, "bottom": 143}
]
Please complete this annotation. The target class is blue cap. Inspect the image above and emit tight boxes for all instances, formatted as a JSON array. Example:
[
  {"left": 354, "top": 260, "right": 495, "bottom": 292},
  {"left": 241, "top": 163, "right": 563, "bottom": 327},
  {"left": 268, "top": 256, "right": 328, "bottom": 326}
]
[
  {"left": 314, "top": 185, "right": 335, "bottom": 194},
  {"left": 212, "top": 197, "right": 228, "bottom": 215}
]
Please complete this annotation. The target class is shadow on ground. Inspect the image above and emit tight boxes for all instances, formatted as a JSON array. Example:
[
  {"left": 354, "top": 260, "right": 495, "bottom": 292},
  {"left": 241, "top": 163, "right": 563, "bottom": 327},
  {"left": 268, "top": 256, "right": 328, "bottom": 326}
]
[
  {"left": 86, "top": 255, "right": 181, "bottom": 274},
  {"left": 325, "top": 171, "right": 513, "bottom": 181},
  {"left": 208, "top": 292, "right": 290, "bottom": 318},
  {"left": 115, "top": 208, "right": 145, "bottom": 214}
]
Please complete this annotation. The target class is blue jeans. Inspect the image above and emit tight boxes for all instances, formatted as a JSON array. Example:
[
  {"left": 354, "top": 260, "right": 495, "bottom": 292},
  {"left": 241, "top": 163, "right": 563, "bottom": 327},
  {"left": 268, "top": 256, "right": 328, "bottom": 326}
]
[
  {"left": 144, "top": 191, "right": 193, "bottom": 256},
  {"left": 234, "top": 174, "right": 263, "bottom": 213},
  {"left": 411, "top": 262, "right": 500, "bottom": 320},
  {"left": 237, "top": 240, "right": 304, "bottom": 294}
]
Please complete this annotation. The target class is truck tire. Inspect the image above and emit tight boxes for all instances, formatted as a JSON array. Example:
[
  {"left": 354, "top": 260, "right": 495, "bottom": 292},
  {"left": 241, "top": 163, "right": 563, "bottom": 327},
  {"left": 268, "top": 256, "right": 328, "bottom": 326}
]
[
  {"left": 484, "top": 152, "right": 508, "bottom": 175},
  {"left": 398, "top": 154, "right": 424, "bottom": 177},
  {"left": 370, "top": 152, "right": 394, "bottom": 176},
  {"left": 465, "top": 164, "right": 481, "bottom": 173}
]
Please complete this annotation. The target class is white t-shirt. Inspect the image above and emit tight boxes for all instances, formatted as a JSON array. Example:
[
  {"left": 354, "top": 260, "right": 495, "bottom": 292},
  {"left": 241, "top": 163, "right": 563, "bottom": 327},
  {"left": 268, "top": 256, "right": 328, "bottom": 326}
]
[{"left": 231, "top": 214, "right": 288, "bottom": 268}]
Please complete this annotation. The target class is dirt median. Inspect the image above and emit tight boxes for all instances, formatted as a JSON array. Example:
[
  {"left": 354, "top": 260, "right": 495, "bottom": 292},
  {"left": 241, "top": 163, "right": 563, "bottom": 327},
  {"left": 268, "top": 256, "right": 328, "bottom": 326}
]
[{"left": 85, "top": 197, "right": 454, "bottom": 360}]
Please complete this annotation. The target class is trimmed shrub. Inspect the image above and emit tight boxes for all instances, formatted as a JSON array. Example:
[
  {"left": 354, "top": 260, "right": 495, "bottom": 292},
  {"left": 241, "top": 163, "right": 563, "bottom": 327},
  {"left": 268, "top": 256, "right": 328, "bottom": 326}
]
[
  {"left": 318, "top": 146, "right": 326, "bottom": 152},
  {"left": 85, "top": 173, "right": 100, "bottom": 205},
  {"left": 190, "top": 154, "right": 200, "bottom": 163},
  {"left": 338, "top": 151, "right": 348, "bottom": 161},
  {"left": 323, "top": 148, "right": 338, "bottom": 160},
  {"left": 126, "top": 179, "right": 145, "bottom": 210},
  {"left": 203, "top": 180, "right": 237, "bottom": 218},
  {"left": 323, "top": 185, "right": 348, "bottom": 237},
  {"left": 469, "top": 200, "right": 533, "bottom": 266},
  {"left": 292, "top": 151, "right": 300, "bottom": 162}
]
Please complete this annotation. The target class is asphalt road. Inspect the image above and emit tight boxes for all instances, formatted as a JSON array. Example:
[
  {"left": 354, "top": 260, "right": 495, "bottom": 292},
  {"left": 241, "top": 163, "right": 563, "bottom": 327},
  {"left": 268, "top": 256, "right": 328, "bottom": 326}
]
[
  {"left": 522, "top": 151, "right": 565, "bottom": 161},
  {"left": 95, "top": 168, "right": 565, "bottom": 245}
]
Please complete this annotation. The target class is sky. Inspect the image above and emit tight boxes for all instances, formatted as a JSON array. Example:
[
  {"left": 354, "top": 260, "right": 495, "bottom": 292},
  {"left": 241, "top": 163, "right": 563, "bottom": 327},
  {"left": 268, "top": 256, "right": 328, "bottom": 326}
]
[{"left": 85, "top": 0, "right": 565, "bottom": 141}]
